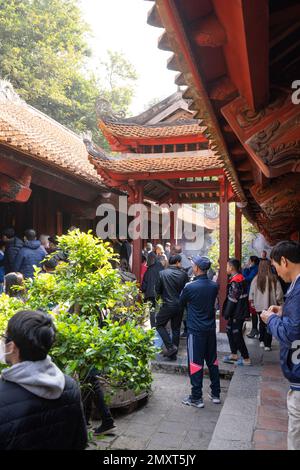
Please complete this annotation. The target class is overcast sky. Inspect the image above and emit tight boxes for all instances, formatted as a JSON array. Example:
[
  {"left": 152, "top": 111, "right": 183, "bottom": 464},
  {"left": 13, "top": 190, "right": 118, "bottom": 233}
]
[{"left": 80, "top": 0, "right": 177, "bottom": 115}]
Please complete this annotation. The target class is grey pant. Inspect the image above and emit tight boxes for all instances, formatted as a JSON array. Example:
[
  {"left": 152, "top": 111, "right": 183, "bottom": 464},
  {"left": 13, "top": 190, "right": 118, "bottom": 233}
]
[{"left": 287, "top": 389, "right": 300, "bottom": 450}]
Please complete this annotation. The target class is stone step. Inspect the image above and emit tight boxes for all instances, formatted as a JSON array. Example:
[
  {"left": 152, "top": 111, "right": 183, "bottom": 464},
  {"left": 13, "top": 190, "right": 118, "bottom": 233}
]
[{"left": 151, "top": 352, "right": 235, "bottom": 380}]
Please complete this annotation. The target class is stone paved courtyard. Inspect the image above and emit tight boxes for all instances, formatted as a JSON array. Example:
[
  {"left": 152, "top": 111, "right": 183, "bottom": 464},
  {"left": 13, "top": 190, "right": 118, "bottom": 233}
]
[{"left": 88, "top": 372, "right": 229, "bottom": 451}]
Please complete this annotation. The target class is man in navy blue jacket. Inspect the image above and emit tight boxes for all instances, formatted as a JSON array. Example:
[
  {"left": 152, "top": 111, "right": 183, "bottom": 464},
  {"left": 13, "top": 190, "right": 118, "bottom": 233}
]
[
  {"left": 14, "top": 229, "right": 46, "bottom": 279},
  {"left": 261, "top": 241, "right": 300, "bottom": 450},
  {"left": 179, "top": 256, "right": 220, "bottom": 408}
]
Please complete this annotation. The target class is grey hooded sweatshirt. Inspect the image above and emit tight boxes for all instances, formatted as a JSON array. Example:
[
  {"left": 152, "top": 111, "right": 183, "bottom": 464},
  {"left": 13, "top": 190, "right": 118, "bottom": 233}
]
[{"left": 1, "top": 355, "right": 65, "bottom": 399}]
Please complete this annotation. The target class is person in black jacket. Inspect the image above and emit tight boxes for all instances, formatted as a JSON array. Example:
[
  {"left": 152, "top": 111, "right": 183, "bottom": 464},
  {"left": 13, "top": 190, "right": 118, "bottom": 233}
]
[
  {"left": 141, "top": 252, "right": 164, "bottom": 327},
  {"left": 2, "top": 228, "right": 23, "bottom": 274},
  {"left": 0, "top": 310, "right": 87, "bottom": 450},
  {"left": 120, "top": 239, "right": 132, "bottom": 265},
  {"left": 223, "top": 258, "right": 251, "bottom": 366},
  {"left": 155, "top": 255, "right": 189, "bottom": 359}
]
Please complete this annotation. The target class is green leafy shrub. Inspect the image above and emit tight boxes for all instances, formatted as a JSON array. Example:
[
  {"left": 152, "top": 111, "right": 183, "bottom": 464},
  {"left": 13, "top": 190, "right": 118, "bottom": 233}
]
[
  {"left": 0, "top": 294, "right": 24, "bottom": 373},
  {"left": 51, "top": 311, "right": 156, "bottom": 395},
  {"left": 0, "top": 294, "right": 24, "bottom": 336},
  {"left": 0, "top": 230, "right": 156, "bottom": 396},
  {"left": 25, "top": 230, "right": 122, "bottom": 316}
]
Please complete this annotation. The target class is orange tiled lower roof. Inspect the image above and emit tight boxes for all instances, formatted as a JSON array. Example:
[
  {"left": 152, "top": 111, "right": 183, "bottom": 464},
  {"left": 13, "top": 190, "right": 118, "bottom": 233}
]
[
  {"left": 100, "top": 118, "right": 207, "bottom": 139},
  {"left": 0, "top": 100, "right": 104, "bottom": 186},
  {"left": 91, "top": 150, "right": 223, "bottom": 175}
]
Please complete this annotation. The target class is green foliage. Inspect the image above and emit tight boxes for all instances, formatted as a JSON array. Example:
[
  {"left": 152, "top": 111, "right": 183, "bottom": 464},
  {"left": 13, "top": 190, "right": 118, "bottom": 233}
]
[
  {"left": 0, "top": 294, "right": 24, "bottom": 336},
  {"left": 143, "top": 96, "right": 164, "bottom": 111},
  {"left": 241, "top": 216, "right": 259, "bottom": 264},
  {"left": 0, "top": 294, "right": 24, "bottom": 373},
  {"left": 25, "top": 270, "right": 59, "bottom": 311},
  {"left": 0, "top": 231, "right": 155, "bottom": 395},
  {"left": 25, "top": 230, "right": 122, "bottom": 316},
  {"left": 97, "top": 50, "right": 138, "bottom": 117},
  {"left": 51, "top": 312, "right": 156, "bottom": 394},
  {"left": 0, "top": 1, "right": 137, "bottom": 147}
]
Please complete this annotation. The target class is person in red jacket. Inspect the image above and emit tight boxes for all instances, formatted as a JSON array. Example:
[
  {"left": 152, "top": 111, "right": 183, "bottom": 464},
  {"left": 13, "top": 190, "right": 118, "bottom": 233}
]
[{"left": 222, "top": 258, "right": 251, "bottom": 366}]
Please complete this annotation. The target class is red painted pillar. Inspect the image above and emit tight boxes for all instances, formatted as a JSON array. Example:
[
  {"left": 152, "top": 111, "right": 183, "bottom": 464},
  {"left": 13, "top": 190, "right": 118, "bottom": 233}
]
[
  {"left": 235, "top": 204, "right": 242, "bottom": 261},
  {"left": 219, "top": 177, "right": 229, "bottom": 333},
  {"left": 130, "top": 182, "right": 144, "bottom": 284}
]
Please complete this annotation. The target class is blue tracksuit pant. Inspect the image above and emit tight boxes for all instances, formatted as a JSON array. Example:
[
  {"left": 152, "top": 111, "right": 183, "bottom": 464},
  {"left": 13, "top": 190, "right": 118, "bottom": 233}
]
[{"left": 187, "top": 330, "right": 221, "bottom": 400}]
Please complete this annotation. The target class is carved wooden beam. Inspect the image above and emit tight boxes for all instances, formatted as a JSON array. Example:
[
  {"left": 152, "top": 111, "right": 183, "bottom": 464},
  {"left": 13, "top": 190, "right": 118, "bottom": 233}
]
[
  {"left": 251, "top": 175, "right": 300, "bottom": 221},
  {"left": 221, "top": 90, "right": 300, "bottom": 178}
]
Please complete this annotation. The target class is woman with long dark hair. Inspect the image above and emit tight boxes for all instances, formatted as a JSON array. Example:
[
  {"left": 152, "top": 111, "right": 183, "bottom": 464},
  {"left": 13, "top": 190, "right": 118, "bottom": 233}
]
[{"left": 249, "top": 260, "right": 283, "bottom": 350}]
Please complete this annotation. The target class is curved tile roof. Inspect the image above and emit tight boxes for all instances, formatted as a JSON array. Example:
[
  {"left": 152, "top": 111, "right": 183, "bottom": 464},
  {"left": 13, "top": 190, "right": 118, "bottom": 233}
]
[
  {"left": 90, "top": 149, "right": 223, "bottom": 175},
  {"left": 99, "top": 119, "right": 207, "bottom": 140},
  {"left": 0, "top": 91, "right": 104, "bottom": 187}
]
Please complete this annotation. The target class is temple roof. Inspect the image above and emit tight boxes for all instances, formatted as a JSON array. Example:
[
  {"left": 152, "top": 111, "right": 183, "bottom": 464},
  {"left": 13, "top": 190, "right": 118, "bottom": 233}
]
[
  {"left": 0, "top": 81, "right": 104, "bottom": 188},
  {"left": 96, "top": 91, "right": 208, "bottom": 152},
  {"left": 99, "top": 119, "right": 207, "bottom": 140},
  {"left": 90, "top": 149, "right": 223, "bottom": 176}
]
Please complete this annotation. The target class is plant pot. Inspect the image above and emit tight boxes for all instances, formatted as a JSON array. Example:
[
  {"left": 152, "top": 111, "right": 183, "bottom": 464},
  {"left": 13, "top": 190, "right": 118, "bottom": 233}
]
[
  {"left": 88, "top": 378, "right": 150, "bottom": 420},
  {"left": 100, "top": 381, "right": 150, "bottom": 409}
]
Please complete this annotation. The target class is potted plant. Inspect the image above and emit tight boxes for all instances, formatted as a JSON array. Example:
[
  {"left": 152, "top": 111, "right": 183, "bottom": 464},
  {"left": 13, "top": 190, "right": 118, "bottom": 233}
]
[{"left": 0, "top": 230, "right": 156, "bottom": 407}]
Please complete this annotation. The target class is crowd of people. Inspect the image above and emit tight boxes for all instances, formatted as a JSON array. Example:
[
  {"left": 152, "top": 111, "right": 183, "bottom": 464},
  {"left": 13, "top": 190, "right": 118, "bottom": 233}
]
[
  {"left": 0, "top": 228, "right": 62, "bottom": 295},
  {"left": 138, "top": 240, "right": 300, "bottom": 450},
  {"left": 0, "top": 226, "right": 299, "bottom": 450}
]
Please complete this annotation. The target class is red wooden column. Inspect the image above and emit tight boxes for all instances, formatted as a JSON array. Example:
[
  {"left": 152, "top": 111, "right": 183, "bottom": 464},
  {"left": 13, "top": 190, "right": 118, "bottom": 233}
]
[
  {"left": 129, "top": 182, "right": 144, "bottom": 284},
  {"left": 219, "top": 176, "right": 229, "bottom": 333},
  {"left": 235, "top": 204, "right": 242, "bottom": 261}
]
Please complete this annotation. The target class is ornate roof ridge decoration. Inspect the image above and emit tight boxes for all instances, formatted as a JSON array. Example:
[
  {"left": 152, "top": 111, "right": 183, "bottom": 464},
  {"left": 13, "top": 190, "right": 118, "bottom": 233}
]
[
  {"left": 96, "top": 98, "right": 126, "bottom": 122},
  {"left": 0, "top": 80, "right": 24, "bottom": 104},
  {"left": 81, "top": 131, "right": 112, "bottom": 161}
]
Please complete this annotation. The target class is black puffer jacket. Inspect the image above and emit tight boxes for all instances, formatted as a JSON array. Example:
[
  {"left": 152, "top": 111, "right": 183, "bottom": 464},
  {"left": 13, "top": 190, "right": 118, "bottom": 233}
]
[
  {"left": 4, "top": 237, "right": 23, "bottom": 274},
  {"left": 141, "top": 253, "right": 164, "bottom": 299},
  {"left": 0, "top": 375, "right": 87, "bottom": 450}
]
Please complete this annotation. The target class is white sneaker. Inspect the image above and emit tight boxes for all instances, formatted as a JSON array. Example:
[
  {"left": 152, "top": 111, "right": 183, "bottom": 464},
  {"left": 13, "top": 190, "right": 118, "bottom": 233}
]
[
  {"left": 208, "top": 393, "right": 221, "bottom": 404},
  {"left": 260, "top": 342, "right": 264, "bottom": 348},
  {"left": 264, "top": 347, "right": 272, "bottom": 351}
]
